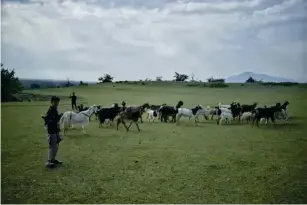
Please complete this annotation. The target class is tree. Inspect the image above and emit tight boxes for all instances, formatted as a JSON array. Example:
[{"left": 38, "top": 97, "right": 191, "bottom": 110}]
[
  {"left": 174, "top": 72, "right": 189, "bottom": 82},
  {"left": 98, "top": 74, "right": 114, "bottom": 83},
  {"left": 156, "top": 76, "right": 162, "bottom": 81},
  {"left": 246, "top": 77, "right": 256, "bottom": 83},
  {"left": 30, "top": 83, "right": 40, "bottom": 89},
  {"left": 207, "top": 77, "right": 225, "bottom": 83},
  {"left": 1, "top": 63, "right": 23, "bottom": 101},
  {"left": 64, "top": 78, "right": 72, "bottom": 87}
]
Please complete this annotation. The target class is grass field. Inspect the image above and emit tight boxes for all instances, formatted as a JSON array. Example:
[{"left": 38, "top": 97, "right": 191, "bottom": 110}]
[{"left": 2, "top": 83, "right": 307, "bottom": 203}]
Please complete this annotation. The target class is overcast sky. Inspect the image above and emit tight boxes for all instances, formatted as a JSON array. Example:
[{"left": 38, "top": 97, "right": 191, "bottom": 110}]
[{"left": 1, "top": 0, "right": 307, "bottom": 82}]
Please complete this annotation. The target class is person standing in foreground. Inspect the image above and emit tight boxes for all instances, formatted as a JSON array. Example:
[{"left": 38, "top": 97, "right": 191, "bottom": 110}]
[
  {"left": 45, "top": 96, "right": 63, "bottom": 168},
  {"left": 69, "top": 92, "right": 77, "bottom": 111}
]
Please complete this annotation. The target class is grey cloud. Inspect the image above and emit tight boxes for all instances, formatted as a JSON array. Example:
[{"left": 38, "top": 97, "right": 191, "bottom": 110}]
[{"left": 1, "top": 0, "right": 307, "bottom": 82}]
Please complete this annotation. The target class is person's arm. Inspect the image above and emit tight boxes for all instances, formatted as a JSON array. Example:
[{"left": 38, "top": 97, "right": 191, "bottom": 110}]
[{"left": 45, "top": 108, "right": 53, "bottom": 125}]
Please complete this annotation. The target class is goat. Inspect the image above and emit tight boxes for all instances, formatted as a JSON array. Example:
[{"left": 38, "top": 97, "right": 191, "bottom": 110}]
[
  {"left": 97, "top": 103, "right": 121, "bottom": 128},
  {"left": 147, "top": 109, "right": 158, "bottom": 122},
  {"left": 159, "top": 101, "right": 184, "bottom": 123},
  {"left": 252, "top": 103, "right": 282, "bottom": 127},
  {"left": 241, "top": 112, "right": 253, "bottom": 124},
  {"left": 116, "top": 107, "right": 143, "bottom": 131},
  {"left": 240, "top": 102, "right": 258, "bottom": 114},
  {"left": 60, "top": 105, "right": 99, "bottom": 135},
  {"left": 176, "top": 105, "right": 203, "bottom": 125}
]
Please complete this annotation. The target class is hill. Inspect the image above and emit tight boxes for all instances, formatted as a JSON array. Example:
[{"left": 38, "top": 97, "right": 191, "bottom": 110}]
[
  {"left": 19, "top": 78, "right": 96, "bottom": 89},
  {"left": 225, "top": 72, "right": 296, "bottom": 83}
]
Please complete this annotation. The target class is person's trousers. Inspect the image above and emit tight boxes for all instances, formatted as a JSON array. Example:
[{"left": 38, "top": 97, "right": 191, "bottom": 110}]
[
  {"left": 72, "top": 102, "right": 77, "bottom": 110},
  {"left": 47, "top": 133, "right": 62, "bottom": 161}
]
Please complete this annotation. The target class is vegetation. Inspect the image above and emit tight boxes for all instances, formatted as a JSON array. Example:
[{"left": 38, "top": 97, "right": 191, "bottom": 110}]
[
  {"left": 245, "top": 77, "right": 256, "bottom": 83},
  {"left": 260, "top": 82, "right": 299, "bottom": 86},
  {"left": 1, "top": 63, "right": 23, "bottom": 102},
  {"left": 174, "top": 72, "right": 189, "bottom": 82},
  {"left": 79, "top": 81, "right": 88, "bottom": 86},
  {"left": 98, "top": 74, "right": 114, "bottom": 83},
  {"left": 206, "top": 77, "right": 228, "bottom": 88},
  {"left": 207, "top": 77, "right": 225, "bottom": 83},
  {"left": 2, "top": 83, "right": 307, "bottom": 203},
  {"left": 30, "top": 83, "right": 40, "bottom": 89},
  {"left": 156, "top": 76, "right": 162, "bottom": 81}
]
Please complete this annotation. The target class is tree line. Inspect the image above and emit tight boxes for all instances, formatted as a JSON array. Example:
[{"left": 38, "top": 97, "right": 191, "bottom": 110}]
[{"left": 1, "top": 63, "right": 300, "bottom": 102}]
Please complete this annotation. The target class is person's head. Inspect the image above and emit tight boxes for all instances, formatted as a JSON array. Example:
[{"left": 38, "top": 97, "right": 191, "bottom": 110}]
[
  {"left": 72, "top": 92, "right": 75, "bottom": 96},
  {"left": 51, "top": 96, "right": 60, "bottom": 106}
]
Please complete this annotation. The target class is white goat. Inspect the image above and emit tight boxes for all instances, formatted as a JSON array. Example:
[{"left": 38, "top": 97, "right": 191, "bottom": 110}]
[
  {"left": 205, "top": 106, "right": 219, "bottom": 120},
  {"left": 176, "top": 105, "right": 203, "bottom": 125},
  {"left": 260, "top": 118, "right": 268, "bottom": 124},
  {"left": 218, "top": 112, "right": 233, "bottom": 125},
  {"left": 275, "top": 109, "right": 289, "bottom": 123},
  {"left": 194, "top": 107, "right": 212, "bottom": 121},
  {"left": 241, "top": 112, "right": 253, "bottom": 123},
  {"left": 218, "top": 102, "right": 231, "bottom": 109},
  {"left": 60, "top": 105, "right": 99, "bottom": 135}
]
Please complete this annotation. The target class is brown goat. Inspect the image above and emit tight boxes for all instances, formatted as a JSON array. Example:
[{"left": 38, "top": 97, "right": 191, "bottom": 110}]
[{"left": 116, "top": 108, "right": 142, "bottom": 131}]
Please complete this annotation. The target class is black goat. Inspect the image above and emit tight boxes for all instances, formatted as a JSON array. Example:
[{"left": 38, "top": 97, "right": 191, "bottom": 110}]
[
  {"left": 159, "top": 101, "right": 184, "bottom": 123},
  {"left": 97, "top": 103, "right": 121, "bottom": 127},
  {"left": 252, "top": 103, "right": 282, "bottom": 127},
  {"left": 240, "top": 102, "right": 258, "bottom": 114}
]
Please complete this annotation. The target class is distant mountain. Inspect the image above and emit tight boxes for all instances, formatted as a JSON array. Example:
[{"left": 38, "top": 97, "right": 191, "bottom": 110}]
[
  {"left": 225, "top": 72, "right": 296, "bottom": 83},
  {"left": 19, "top": 78, "right": 96, "bottom": 89}
]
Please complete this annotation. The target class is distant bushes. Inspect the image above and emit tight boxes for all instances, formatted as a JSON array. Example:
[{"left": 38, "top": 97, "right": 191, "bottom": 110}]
[
  {"left": 259, "top": 82, "right": 299, "bottom": 86},
  {"left": 114, "top": 81, "right": 146, "bottom": 85},
  {"left": 186, "top": 82, "right": 229, "bottom": 88}
]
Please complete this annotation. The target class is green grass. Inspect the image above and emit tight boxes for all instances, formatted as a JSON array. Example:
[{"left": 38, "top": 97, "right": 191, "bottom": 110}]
[{"left": 2, "top": 83, "right": 307, "bottom": 203}]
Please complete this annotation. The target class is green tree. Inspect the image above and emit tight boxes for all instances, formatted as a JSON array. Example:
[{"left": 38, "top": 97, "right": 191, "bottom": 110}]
[
  {"left": 246, "top": 77, "right": 256, "bottom": 83},
  {"left": 174, "top": 72, "right": 189, "bottom": 81},
  {"left": 1, "top": 63, "right": 23, "bottom": 102},
  {"left": 98, "top": 74, "right": 114, "bottom": 83}
]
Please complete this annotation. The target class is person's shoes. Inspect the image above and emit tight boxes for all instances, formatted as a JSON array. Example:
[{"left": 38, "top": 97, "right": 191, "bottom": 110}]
[
  {"left": 51, "top": 159, "right": 63, "bottom": 164},
  {"left": 45, "top": 161, "right": 56, "bottom": 168}
]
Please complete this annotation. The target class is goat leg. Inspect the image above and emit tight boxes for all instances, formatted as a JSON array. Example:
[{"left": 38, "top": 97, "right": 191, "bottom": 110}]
[
  {"left": 135, "top": 122, "right": 141, "bottom": 131},
  {"left": 122, "top": 121, "right": 129, "bottom": 131},
  {"left": 127, "top": 121, "right": 133, "bottom": 130},
  {"left": 116, "top": 118, "right": 121, "bottom": 130}
]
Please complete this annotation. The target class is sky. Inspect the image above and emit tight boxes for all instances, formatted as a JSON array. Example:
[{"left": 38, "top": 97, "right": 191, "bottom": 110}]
[{"left": 1, "top": 0, "right": 307, "bottom": 82}]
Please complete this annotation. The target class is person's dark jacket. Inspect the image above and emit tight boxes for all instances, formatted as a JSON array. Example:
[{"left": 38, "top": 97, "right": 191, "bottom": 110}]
[
  {"left": 70, "top": 95, "right": 77, "bottom": 103},
  {"left": 45, "top": 106, "right": 61, "bottom": 134}
]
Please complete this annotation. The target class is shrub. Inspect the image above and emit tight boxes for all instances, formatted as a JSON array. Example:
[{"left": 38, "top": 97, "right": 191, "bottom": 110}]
[
  {"left": 260, "top": 82, "right": 298, "bottom": 86},
  {"left": 186, "top": 82, "right": 202, "bottom": 87}
]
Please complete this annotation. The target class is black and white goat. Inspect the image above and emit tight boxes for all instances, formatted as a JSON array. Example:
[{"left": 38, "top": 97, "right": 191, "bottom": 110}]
[{"left": 176, "top": 105, "right": 203, "bottom": 125}]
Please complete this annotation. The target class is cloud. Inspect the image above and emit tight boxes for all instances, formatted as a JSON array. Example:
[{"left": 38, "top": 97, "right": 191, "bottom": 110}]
[{"left": 1, "top": 0, "right": 307, "bottom": 82}]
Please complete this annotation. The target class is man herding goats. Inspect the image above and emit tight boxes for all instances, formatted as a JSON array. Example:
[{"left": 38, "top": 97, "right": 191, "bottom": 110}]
[{"left": 69, "top": 92, "right": 77, "bottom": 111}]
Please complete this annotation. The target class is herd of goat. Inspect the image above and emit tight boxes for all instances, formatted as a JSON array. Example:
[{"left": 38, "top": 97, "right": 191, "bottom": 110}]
[{"left": 42, "top": 100, "right": 290, "bottom": 135}]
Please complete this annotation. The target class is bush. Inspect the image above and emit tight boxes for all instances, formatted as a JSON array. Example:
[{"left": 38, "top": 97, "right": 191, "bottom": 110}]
[
  {"left": 260, "top": 82, "right": 298, "bottom": 86},
  {"left": 186, "top": 82, "right": 202, "bottom": 87}
]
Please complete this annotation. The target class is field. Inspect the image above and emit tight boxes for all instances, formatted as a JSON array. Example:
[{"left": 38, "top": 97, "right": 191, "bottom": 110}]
[{"left": 2, "top": 83, "right": 307, "bottom": 203}]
